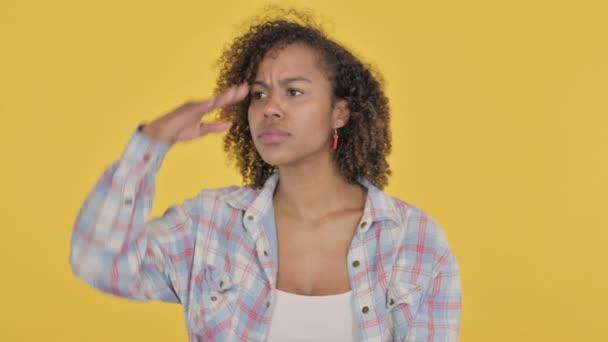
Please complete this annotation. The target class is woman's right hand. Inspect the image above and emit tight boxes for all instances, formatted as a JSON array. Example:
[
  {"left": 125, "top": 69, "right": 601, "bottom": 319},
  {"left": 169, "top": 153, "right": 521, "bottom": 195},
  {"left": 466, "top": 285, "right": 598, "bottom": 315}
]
[{"left": 140, "top": 82, "right": 249, "bottom": 144}]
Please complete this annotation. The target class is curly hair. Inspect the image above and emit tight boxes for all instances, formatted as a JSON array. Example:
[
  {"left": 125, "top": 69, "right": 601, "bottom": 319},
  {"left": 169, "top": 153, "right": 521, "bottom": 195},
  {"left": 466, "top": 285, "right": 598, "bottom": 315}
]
[{"left": 215, "top": 8, "right": 392, "bottom": 189}]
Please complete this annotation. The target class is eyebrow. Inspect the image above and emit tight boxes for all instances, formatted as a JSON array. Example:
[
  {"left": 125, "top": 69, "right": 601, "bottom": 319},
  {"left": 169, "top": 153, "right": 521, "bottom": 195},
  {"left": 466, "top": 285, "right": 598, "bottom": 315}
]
[{"left": 252, "top": 77, "right": 312, "bottom": 88}]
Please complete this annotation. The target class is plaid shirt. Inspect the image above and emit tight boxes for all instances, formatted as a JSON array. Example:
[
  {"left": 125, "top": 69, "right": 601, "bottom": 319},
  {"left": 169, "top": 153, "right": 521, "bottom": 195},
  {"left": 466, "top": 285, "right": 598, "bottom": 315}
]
[{"left": 70, "top": 124, "right": 462, "bottom": 341}]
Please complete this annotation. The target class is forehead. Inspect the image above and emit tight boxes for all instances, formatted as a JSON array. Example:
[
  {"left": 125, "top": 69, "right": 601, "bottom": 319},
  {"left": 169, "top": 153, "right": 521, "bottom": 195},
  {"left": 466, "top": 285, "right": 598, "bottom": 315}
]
[{"left": 255, "top": 43, "right": 325, "bottom": 78}]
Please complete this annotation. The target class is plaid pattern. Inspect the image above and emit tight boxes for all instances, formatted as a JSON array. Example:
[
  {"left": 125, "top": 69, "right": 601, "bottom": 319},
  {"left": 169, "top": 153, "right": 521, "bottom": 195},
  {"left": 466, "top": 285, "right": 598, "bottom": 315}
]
[{"left": 70, "top": 124, "right": 462, "bottom": 341}]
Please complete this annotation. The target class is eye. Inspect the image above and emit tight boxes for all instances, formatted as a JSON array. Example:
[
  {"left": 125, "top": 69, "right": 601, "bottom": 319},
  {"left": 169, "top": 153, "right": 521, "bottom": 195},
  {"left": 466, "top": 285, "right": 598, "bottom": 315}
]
[
  {"left": 251, "top": 91, "right": 267, "bottom": 100},
  {"left": 287, "top": 89, "right": 303, "bottom": 97}
]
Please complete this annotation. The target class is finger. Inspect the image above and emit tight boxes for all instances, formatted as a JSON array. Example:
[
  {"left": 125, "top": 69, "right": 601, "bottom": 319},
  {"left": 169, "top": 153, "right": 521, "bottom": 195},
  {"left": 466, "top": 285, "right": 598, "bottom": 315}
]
[
  {"left": 186, "top": 83, "right": 249, "bottom": 118},
  {"left": 185, "top": 85, "right": 236, "bottom": 113},
  {"left": 212, "top": 83, "right": 249, "bottom": 110}
]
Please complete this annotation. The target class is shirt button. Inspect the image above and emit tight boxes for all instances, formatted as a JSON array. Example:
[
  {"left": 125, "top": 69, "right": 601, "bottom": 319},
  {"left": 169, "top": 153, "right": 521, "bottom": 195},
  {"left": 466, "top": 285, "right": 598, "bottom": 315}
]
[
  {"left": 247, "top": 215, "right": 254, "bottom": 220},
  {"left": 352, "top": 260, "right": 360, "bottom": 268},
  {"left": 143, "top": 153, "right": 151, "bottom": 161},
  {"left": 362, "top": 306, "right": 369, "bottom": 314},
  {"left": 124, "top": 198, "right": 133, "bottom": 206},
  {"left": 360, "top": 221, "right": 368, "bottom": 229},
  {"left": 263, "top": 250, "right": 268, "bottom": 257},
  {"left": 266, "top": 301, "right": 271, "bottom": 308},
  {"left": 210, "top": 295, "right": 218, "bottom": 301},
  {"left": 389, "top": 298, "right": 395, "bottom": 306}
]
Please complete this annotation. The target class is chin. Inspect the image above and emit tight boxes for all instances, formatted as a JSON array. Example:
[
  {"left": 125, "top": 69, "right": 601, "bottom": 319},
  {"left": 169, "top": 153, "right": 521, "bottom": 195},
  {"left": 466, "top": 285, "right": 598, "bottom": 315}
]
[
  {"left": 258, "top": 150, "right": 294, "bottom": 167},
  {"left": 253, "top": 139, "right": 294, "bottom": 167}
]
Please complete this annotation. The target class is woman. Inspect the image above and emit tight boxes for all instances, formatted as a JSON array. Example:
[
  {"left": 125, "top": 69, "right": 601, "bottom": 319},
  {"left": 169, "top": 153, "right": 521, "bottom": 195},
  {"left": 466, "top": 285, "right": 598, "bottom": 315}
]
[{"left": 70, "top": 10, "right": 462, "bottom": 342}]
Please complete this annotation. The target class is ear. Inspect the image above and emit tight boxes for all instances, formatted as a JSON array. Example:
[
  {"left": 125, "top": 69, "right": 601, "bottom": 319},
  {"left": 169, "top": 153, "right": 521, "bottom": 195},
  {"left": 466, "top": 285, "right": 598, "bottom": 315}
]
[{"left": 332, "top": 97, "right": 350, "bottom": 128}]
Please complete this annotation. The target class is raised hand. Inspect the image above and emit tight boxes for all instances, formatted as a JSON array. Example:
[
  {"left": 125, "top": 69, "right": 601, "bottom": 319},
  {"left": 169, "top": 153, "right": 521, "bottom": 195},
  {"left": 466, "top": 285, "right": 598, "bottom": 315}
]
[{"left": 141, "top": 82, "right": 249, "bottom": 144}]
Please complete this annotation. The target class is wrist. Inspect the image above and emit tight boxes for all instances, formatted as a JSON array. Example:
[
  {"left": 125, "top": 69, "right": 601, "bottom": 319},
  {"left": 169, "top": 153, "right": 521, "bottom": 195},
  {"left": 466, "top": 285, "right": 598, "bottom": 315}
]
[{"left": 139, "top": 123, "right": 174, "bottom": 144}]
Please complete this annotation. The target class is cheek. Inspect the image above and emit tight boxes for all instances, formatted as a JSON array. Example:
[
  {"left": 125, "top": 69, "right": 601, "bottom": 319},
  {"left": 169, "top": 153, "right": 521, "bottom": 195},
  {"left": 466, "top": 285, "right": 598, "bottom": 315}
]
[
  {"left": 247, "top": 105, "right": 259, "bottom": 126},
  {"left": 293, "top": 112, "right": 331, "bottom": 144}
]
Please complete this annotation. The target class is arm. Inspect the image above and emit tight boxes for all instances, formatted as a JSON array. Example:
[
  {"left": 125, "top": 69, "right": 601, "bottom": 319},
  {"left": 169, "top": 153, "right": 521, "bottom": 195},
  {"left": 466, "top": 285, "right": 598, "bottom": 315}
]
[
  {"left": 406, "top": 222, "right": 462, "bottom": 341},
  {"left": 69, "top": 124, "right": 194, "bottom": 303}
]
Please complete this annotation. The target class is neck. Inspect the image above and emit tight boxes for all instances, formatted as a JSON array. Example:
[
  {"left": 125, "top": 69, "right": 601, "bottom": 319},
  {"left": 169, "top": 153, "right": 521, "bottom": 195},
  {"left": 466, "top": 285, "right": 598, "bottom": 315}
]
[{"left": 273, "top": 152, "right": 367, "bottom": 220}]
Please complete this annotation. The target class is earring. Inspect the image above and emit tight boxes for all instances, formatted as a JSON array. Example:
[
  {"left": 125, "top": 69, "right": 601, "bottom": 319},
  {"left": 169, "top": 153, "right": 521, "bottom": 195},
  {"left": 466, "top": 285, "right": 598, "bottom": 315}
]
[{"left": 332, "top": 128, "right": 339, "bottom": 150}]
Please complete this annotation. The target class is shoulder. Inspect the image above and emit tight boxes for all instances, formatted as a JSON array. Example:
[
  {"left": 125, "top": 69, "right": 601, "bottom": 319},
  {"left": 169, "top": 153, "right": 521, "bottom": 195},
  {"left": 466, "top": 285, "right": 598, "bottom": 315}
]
[
  {"left": 185, "top": 184, "right": 262, "bottom": 211},
  {"left": 161, "top": 185, "right": 259, "bottom": 232},
  {"left": 399, "top": 198, "right": 449, "bottom": 243},
  {"left": 383, "top": 194, "right": 456, "bottom": 272},
  {"left": 366, "top": 183, "right": 450, "bottom": 248},
  {"left": 379, "top": 191, "right": 448, "bottom": 240}
]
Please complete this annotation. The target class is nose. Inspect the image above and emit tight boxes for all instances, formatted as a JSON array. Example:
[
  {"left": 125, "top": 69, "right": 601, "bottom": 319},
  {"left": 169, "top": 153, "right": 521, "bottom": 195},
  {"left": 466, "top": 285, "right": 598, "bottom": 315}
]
[{"left": 262, "top": 93, "right": 284, "bottom": 119}]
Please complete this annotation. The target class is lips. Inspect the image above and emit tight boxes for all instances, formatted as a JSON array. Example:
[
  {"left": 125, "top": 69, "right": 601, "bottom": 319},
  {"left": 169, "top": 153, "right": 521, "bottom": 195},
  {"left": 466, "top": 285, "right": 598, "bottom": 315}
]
[{"left": 258, "top": 127, "right": 290, "bottom": 144}]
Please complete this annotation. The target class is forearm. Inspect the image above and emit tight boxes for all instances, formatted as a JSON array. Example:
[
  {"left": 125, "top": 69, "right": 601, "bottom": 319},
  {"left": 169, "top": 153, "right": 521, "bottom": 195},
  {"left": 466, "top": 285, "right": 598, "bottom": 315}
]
[{"left": 69, "top": 124, "right": 172, "bottom": 299}]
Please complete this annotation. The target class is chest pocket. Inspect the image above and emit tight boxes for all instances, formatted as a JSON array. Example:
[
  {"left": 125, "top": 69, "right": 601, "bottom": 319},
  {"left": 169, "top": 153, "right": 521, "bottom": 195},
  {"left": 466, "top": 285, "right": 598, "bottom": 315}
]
[
  {"left": 386, "top": 278, "right": 425, "bottom": 336},
  {"left": 187, "top": 264, "right": 242, "bottom": 338}
]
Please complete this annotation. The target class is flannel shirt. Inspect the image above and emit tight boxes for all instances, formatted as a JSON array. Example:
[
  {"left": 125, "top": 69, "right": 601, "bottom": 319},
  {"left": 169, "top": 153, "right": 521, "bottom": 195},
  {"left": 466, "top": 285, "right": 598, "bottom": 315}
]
[{"left": 70, "top": 124, "right": 462, "bottom": 341}]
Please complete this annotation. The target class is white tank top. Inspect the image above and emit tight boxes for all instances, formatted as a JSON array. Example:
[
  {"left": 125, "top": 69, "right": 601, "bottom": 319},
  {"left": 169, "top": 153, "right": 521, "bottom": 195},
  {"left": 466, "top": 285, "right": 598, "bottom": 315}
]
[{"left": 265, "top": 288, "right": 360, "bottom": 341}]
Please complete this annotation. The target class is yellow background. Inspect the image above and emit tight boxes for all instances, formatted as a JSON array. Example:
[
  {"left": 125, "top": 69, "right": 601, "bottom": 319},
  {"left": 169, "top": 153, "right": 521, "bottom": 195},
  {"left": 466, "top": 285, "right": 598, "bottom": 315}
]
[{"left": 1, "top": 0, "right": 606, "bottom": 341}]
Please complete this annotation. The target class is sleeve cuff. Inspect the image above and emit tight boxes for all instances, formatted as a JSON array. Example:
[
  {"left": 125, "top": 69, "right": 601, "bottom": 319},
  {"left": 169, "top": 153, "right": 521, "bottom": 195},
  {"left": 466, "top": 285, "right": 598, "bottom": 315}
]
[{"left": 119, "top": 122, "right": 173, "bottom": 169}]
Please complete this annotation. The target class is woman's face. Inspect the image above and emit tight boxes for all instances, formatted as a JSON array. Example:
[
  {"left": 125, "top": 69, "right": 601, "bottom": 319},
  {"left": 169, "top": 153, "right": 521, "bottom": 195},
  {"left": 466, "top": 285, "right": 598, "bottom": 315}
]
[{"left": 248, "top": 42, "right": 347, "bottom": 167}]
